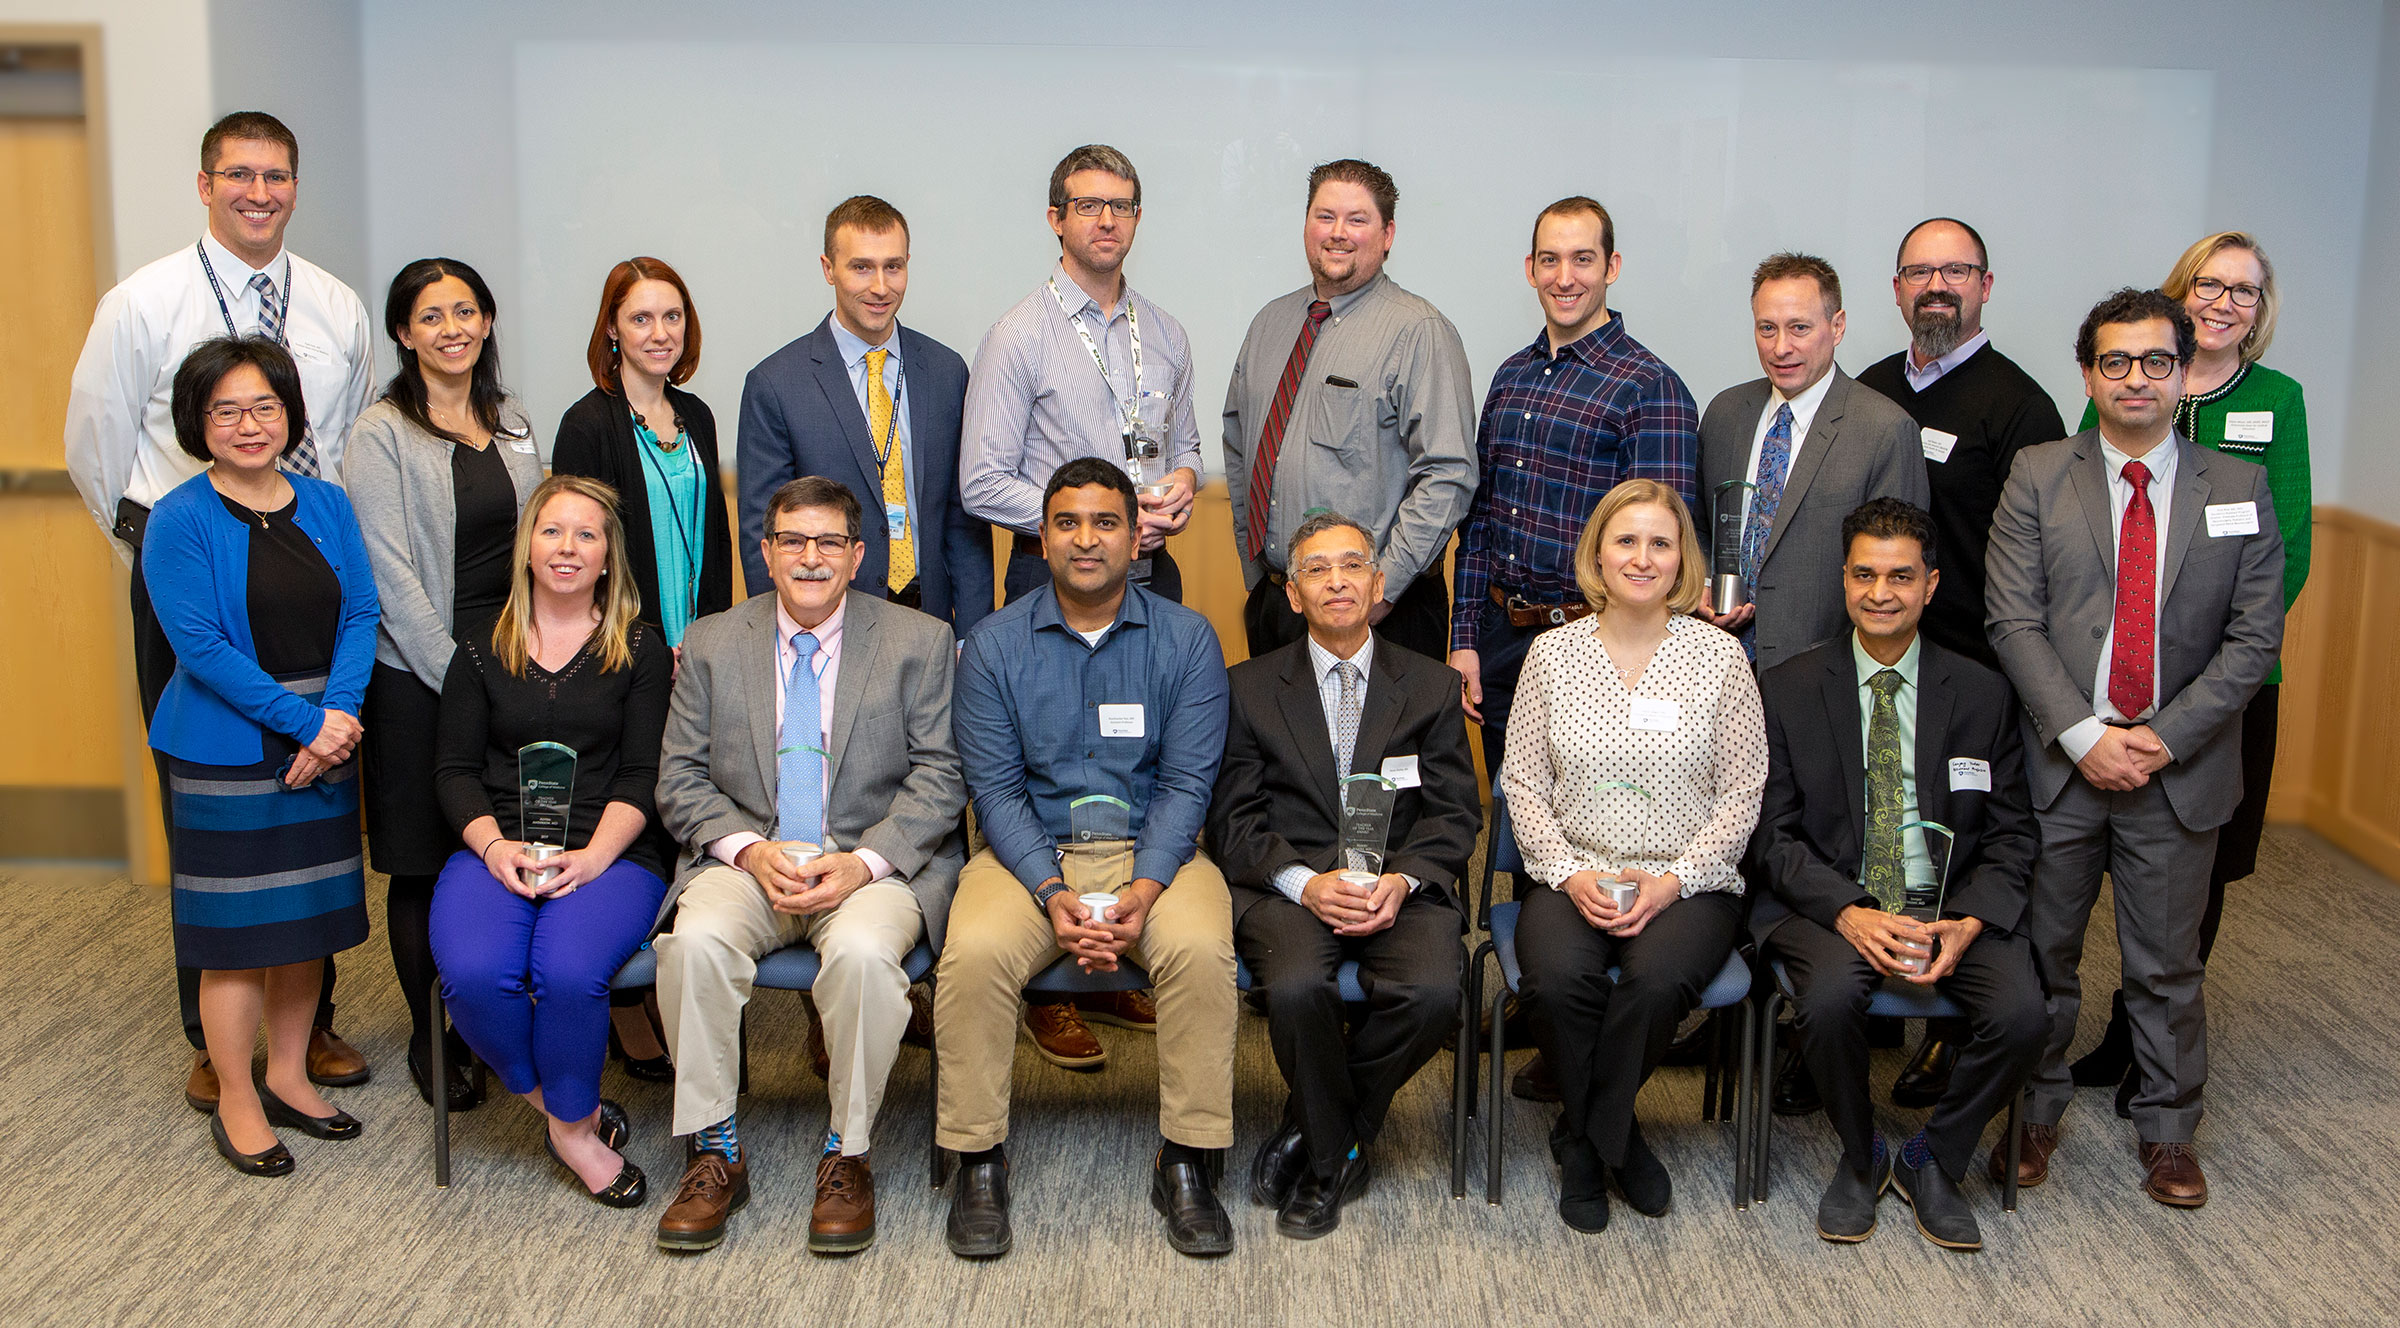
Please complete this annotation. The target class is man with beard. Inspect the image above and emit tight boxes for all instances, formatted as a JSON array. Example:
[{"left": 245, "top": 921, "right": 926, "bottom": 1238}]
[{"left": 1849, "top": 220, "right": 2063, "bottom": 1115}]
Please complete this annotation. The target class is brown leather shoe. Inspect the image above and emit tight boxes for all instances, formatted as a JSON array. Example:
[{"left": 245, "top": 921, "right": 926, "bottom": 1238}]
[
  {"left": 1076, "top": 988, "right": 1157, "bottom": 1033},
  {"left": 1987, "top": 1120, "right": 2057, "bottom": 1189},
  {"left": 1024, "top": 1002, "right": 1105, "bottom": 1068},
  {"left": 185, "top": 1050, "right": 220, "bottom": 1114},
  {"left": 657, "top": 1149, "right": 750, "bottom": 1251},
  {"left": 809, "top": 1151, "right": 876, "bottom": 1254},
  {"left": 805, "top": 998, "right": 830, "bottom": 1081},
  {"left": 901, "top": 985, "right": 934, "bottom": 1049},
  {"left": 2138, "top": 1139, "right": 2208, "bottom": 1208},
  {"left": 307, "top": 1026, "right": 371, "bottom": 1087}
]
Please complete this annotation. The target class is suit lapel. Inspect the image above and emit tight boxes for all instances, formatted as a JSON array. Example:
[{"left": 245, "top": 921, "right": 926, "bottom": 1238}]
[
  {"left": 746, "top": 598, "right": 782, "bottom": 798},
  {"left": 2068, "top": 438, "right": 2118, "bottom": 580},
  {"left": 1352, "top": 648, "right": 1404, "bottom": 779},
  {"left": 1764, "top": 372, "right": 1846, "bottom": 566},
  {"left": 1277, "top": 647, "right": 1341, "bottom": 819},
  {"left": 2156, "top": 440, "right": 2211, "bottom": 608},
  {"left": 826, "top": 597, "right": 880, "bottom": 786},
  {"left": 1822, "top": 648, "right": 1867, "bottom": 848},
  {"left": 810, "top": 329, "right": 883, "bottom": 486},
  {"left": 898, "top": 326, "right": 934, "bottom": 506},
  {"left": 1913, "top": 650, "right": 1953, "bottom": 834}
]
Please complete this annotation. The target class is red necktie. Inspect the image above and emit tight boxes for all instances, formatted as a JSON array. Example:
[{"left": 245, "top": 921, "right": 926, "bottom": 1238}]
[
  {"left": 2107, "top": 459, "right": 2157, "bottom": 719},
  {"left": 1244, "top": 299, "right": 1333, "bottom": 561}
]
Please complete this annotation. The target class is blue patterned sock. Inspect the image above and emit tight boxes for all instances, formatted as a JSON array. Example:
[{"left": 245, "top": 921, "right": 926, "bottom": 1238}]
[
  {"left": 1901, "top": 1129, "right": 1935, "bottom": 1172},
  {"left": 694, "top": 1114, "right": 741, "bottom": 1162},
  {"left": 824, "top": 1131, "right": 842, "bottom": 1156},
  {"left": 1869, "top": 1131, "right": 1888, "bottom": 1173},
  {"left": 1347, "top": 1144, "right": 1359, "bottom": 1161}
]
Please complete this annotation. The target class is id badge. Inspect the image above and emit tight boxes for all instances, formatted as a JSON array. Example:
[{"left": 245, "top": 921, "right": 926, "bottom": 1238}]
[{"left": 885, "top": 502, "right": 909, "bottom": 542}]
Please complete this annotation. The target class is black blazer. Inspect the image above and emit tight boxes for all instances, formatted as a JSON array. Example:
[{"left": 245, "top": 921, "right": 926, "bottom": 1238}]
[
  {"left": 1207, "top": 636, "right": 1482, "bottom": 931},
  {"left": 1746, "top": 634, "right": 2038, "bottom": 946},
  {"left": 734, "top": 316, "right": 993, "bottom": 637},
  {"left": 552, "top": 384, "right": 736, "bottom": 632}
]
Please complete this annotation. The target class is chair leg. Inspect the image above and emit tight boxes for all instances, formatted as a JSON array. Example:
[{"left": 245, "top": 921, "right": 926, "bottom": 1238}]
[
  {"left": 737, "top": 1006, "right": 750, "bottom": 1097},
  {"left": 1753, "top": 992, "right": 1780, "bottom": 1203},
  {"left": 1463, "top": 940, "right": 1493, "bottom": 1119},
  {"left": 927, "top": 981, "right": 948, "bottom": 1191},
  {"left": 2004, "top": 1086, "right": 2024, "bottom": 1213},
  {"left": 430, "top": 975, "right": 450, "bottom": 1189},
  {"left": 1485, "top": 979, "right": 1508, "bottom": 1205},
  {"left": 1702, "top": 1011, "right": 1723, "bottom": 1123},
  {"left": 1733, "top": 998, "right": 1755, "bottom": 1210},
  {"left": 1450, "top": 944, "right": 1473, "bottom": 1200}
]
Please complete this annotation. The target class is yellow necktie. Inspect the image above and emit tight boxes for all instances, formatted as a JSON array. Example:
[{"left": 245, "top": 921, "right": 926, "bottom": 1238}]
[{"left": 868, "top": 348, "right": 914, "bottom": 592}]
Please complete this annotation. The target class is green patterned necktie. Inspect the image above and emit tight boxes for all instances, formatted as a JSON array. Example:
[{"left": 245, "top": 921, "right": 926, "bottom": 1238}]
[{"left": 1862, "top": 669, "right": 1906, "bottom": 910}]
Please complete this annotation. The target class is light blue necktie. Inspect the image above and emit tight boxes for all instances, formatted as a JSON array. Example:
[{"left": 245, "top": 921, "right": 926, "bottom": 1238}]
[
  {"left": 776, "top": 632, "right": 824, "bottom": 844},
  {"left": 1739, "top": 403, "right": 1795, "bottom": 660}
]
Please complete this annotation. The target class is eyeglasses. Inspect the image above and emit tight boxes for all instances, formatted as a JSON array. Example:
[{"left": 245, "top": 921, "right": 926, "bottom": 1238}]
[
  {"left": 2094, "top": 351, "right": 2180, "bottom": 381},
  {"left": 769, "top": 531, "right": 854, "bottom": 556},
  {"left": 206, "top": 400, "right": 286, "bottom": 427},
  {"left": 206, "top": 167, "right": 296, "bottom": 189},
  {"left": 1897, "top": 262, "right": 1985, "bottom": 286},
  {"left": 1062, "top": 196, "right": 1138, "bottom": 218},
  {"left": 2190, "top": 277, "right": 2262, "bottom": 308},
  {"left": 1294, "top": 555, "right": 1375, "bottom": 585}
]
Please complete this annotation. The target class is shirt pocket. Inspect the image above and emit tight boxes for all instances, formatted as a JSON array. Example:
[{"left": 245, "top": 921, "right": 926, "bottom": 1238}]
[{"left": 1307, "top": 379, "right": 1375, "bottom": 471}]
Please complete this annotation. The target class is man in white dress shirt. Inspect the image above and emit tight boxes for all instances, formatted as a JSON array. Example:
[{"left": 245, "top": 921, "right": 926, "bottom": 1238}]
[{"left": 64, "top": 111, "right": 375, "bottom": 1108}]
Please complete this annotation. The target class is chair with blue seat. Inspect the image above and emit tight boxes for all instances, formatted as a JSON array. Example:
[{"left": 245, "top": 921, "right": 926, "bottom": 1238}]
[
  {"left": 1751, "top": 959, "right": 2023, "bottom": 1211},
  {"left": 1457, "top": 787, "right": 1760, "bottom": 1206},
  {"left": 427, "top": 938, "right": 941, "bottom": 1188}
]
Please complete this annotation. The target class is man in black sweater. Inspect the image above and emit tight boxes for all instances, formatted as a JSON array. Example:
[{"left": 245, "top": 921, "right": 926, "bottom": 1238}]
[{"left": 1840, "top": 218, "right": 2062, "bottom": 1115}]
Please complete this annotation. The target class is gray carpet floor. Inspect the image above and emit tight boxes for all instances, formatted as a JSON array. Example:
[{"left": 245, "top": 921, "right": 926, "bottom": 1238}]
[{"left": 2, "top": 825, "right": 2395, "bottom": 1327}]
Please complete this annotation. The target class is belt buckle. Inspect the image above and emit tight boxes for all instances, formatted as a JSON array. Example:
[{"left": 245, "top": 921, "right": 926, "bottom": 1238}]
[{"left": 1547, "top": 606, "right": 1567, "bottom": 626}]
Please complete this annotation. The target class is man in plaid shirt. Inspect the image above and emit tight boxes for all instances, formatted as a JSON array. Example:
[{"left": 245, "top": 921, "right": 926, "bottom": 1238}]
[{"left": 1448, "top": 197, "right": 1701, "bottom": 786}]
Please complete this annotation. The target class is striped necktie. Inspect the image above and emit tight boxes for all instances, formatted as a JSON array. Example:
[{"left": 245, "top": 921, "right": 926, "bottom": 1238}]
[
  {"left": 1244, "top": 300, "right": 1333, "bottom": 561},
  {"left": 253, "top": 270, "right": 322, "bottom": 479}
]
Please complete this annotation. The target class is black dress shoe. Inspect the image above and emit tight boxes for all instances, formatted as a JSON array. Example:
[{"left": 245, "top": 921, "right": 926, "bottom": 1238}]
[
  {"left": 1889, "top": 1035, "right": 1960, "bottom": 1109},
  {"left": 1815, "top": 1148, "right": 1887, "bottom": 1243},
  {"left": 1556, "top": 1134, "right": 1609, "bottom": 1233},
  {"left": 596, "top": 1099, "right": 631, "bottom": 1152},
  {"left": 946, "top": 1153, "right": 1012, "bottom": 1258},
  {"left": 608, "top": 1027, "right": 675, "bottom": 1083},
  {"left": 546, "top": 1135, "right": 648, "bottom": 1208},
  {"left": 1773, "top": 1051, "right": 1823, "bottom": 1117},
  {"left": 2115, "top": 1064, "right": 2140, "bottom": 1120},
  {"left": 1511, "top": 1053, "right": 1563, "bottom": 1103},
  {"left": 1152, "top": 1149, "right": 1235, "bottom": 1256},
  {"left": 1891, "top": 1154, "right": 1982, "bottom": 1251},
  {"left": 210, "top": 1111, "right": 294, "bottom": 1177},
  {"left": 1611, "top": 1123, "right": 1671, "bottom": 1217},
  {"left": 2071, "top": 990, "right": 2134, "bottom": 1087},
  {"left": 408, "top": 1036, "right": 486, "bottom": 1112},
  {"left": 1277, "top": 1153, "right": 1371, "bottom": 1240},
  {"left": 258, "top": 1086, "right": 362, "bottom": 1141},
  {"left": 1249, "top": 1122, "right": 1308, "bottom": 1208}
]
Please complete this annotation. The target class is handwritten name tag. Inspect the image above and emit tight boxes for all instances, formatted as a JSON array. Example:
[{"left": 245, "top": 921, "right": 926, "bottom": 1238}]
[
  {"left": 1627, "top": 697, "right": 1680, "bottom": 732},
  {"left": 1948, "top": 757, "right": 1992, "bottom": 792},
  {"left": 1921, "top": 427, "right": 1959, "bottom": 463},
  {"left": 2205, "top": 502, "right": 2260, "bottom": 537}
]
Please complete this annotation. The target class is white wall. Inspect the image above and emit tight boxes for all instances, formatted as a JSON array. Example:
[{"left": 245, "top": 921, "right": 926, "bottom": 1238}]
[
  {"left": 209, "top": 0, "right": 368, "bottom": 297},
  {"left": 2344, "top": 1, "right": 2400, "bottom": 522},
  {"left": 350, "top": 0, "right": 2384, "bottom": 505}
]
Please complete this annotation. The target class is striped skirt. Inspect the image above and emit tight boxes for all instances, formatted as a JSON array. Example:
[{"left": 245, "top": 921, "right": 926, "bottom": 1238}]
[{"left": 168, "top": 680, "right": 369, "bottom": 971}]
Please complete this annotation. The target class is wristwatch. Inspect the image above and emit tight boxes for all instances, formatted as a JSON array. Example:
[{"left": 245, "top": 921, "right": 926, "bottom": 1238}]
[{"left": 1035, "top": 881, "right": 1069, "bottom": 909}]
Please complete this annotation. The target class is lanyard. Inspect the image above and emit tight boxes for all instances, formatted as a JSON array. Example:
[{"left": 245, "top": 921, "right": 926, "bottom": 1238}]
[
  {"left": 196, "top": 241, "right": 291, "bottom": 345},
  {"left": 866, "top": 358, "right": 907, "bottom": 471},
  {"left": 632, "top": 410, "right": 704, "bottom": 616},
  {"left": 1046, "top": 276, "right": 1141, "bottom": 436}
]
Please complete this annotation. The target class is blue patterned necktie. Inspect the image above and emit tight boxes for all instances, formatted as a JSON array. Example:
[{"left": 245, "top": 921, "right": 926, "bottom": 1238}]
[
  {"left": 252, "top": 270, "right": 322, "bottom": 479},
  {"left": 1743, "top": 402, "right": 1794, "bottom": 584},
  {"left": 776, "top": 632, "right": 825, "bottom": 844}
]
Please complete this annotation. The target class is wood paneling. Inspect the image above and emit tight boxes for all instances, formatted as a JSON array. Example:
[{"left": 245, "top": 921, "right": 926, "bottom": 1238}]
[
  {"left": 2273, "top": 505, "right": 2400, "bottom": 880},
  {"left": 0, "top": 116, "right": 94, "bottom": 469}
]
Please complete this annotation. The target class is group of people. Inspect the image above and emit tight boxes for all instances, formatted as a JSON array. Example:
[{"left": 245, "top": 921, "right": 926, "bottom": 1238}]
[{"left": 66, "top": 112, "right": 2307, "bottom": 1260}]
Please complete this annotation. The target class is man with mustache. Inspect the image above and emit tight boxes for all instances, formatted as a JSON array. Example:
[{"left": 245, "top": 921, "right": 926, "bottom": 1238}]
[
  {"left": 1222, "top": 158, "right": 1477, "bottom": 662},
  {"left": 1840, "top": 219, "right": 2065, "bottom": 1114},
  {"left": 1984, "top": 288, "right": 2283, "bottom": 1207}
]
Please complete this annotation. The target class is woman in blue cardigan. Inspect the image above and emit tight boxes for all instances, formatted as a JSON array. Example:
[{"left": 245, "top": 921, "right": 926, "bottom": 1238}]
[{"left": 146, "top": 336, "right": 381, "bottom": 1177}]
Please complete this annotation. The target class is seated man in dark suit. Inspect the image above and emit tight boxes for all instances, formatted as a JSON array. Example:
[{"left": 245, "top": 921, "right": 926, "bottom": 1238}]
[
  {"left": 1749, "top": 498, "right": 2046, "bottom": 1252},
  {"left": 1207, "top": 512, "right": 1480, "bottom": 1239}
]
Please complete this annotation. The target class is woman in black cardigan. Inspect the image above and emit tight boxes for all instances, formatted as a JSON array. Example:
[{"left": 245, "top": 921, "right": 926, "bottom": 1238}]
[
  {"left": 552, "top": 256, "right": 734, "bottom": 653},
  {"left": 551, "top": 257, "right": 733, "bottom": 1080}
]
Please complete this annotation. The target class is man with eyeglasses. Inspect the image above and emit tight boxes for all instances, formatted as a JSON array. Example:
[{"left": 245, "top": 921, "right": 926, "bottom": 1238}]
[
  {"left": 1841, "top": 219, "right": 2064, "bottom": 1118},
  {"left": 1222, "top": 158, "right": 1477, "bottom": 663},
  {"left": 652, "top": 475, "right": 966, "bottom": 1254},
  {"left": 959, "top": 144, "right": 1188, "bottom": 1064},
  {"left": 1207, "top": 511, "right": 1479, "bottom": 1239},
  {"left": 65, "top": 109, "right": 376, "bottom": 1113},
  {"left": 1983, "top": 288, "right": 2283, "bottom": 1209}
]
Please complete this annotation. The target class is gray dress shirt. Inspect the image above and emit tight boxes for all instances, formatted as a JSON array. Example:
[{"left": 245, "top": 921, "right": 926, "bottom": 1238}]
[{"left": 1220, "top": 273, "right": 1477, "bottom": 597}]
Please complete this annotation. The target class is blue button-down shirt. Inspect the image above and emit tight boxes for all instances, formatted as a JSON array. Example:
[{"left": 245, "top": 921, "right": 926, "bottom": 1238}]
[{"left": 956, "top": 581, "right": 1229, "bottom": 893}]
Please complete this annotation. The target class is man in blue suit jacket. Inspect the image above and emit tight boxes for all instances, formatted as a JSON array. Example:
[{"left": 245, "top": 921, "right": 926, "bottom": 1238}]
[{"left": 738, "top": 196, "right": 994, "bottom": 636}]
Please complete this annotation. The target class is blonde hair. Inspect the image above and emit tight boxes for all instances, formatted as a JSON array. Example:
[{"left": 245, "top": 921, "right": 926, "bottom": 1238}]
[
  {"left": 2162, "top": 231, "right": 2277, "bottom": 364},
  {"left": 1572, "top": 480, "right": 1707, "bottom": 616},
  {"left": 489, "top": 474, "right": 642, "bottom": 677}
]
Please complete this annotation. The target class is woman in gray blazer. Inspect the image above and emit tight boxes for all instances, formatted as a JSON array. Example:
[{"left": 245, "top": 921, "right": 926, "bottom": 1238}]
[{"left": 343, "top": 257, "right": 542, "bottom": 1110}]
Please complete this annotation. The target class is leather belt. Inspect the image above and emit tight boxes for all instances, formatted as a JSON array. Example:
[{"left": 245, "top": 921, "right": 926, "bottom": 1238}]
[
  {"left": 1011, "top": 531, "right": 1042, "bottom": 557},
  {"left": 1490, "top": 584, "right": 1591, "bottom": 629},
  {"left": 890, "top": 579, "right": 923, "bottom": 610}
]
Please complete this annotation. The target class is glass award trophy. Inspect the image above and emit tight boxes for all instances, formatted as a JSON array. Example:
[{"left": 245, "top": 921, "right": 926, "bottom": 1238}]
[
  {"left": 1062, "top": 793, "right": 1133, "bottom": 894},
  {"left": 517, "top": 741, "right": 577, "bottom": 891},
  {"left": 1711, "top": 479, "right": 1758, "bottom": 613},
  {"left": 1595, "top": 779, "right": 1653, "bottom": 911},
  {"left": 1337, "top": 773, "right": 1398, "bottom": 888},
  {"left": 1894, "top": 819, "right": 1956, "bottom": 976},
  {"left": 1124, "top": 389, "right": 1174, "bottom": 498}
]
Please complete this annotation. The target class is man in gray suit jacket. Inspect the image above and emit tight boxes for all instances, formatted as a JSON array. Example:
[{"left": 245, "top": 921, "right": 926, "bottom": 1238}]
[
  {"left": 652, "top": 476, "right": 967, "bottom": 1255},
  {"left": 1700, "top": 252, "right": 1929, "bottom": 671},
  {"left": 1984, "top": 289, "right": 2282, "bottom": 1209}
]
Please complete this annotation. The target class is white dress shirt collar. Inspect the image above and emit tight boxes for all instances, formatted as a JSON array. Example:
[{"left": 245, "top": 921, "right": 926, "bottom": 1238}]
[{"left": 1902, "top": 330, "right": 1989, "bottom": 392}]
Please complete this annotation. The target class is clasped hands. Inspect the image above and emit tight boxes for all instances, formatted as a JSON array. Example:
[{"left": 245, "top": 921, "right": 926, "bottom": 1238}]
[
  {"left": 2076, "top": 723, "right": 2171, "bottom": 792},
  {"left": 1046, "top": 878, "right": 1164, "bottom": 972},
  {"left": 480, "top": 838, "right": 610, "bottom": 901},
  {"left": 739, "top": 841, "right": 873, "bottom": 917},
  {"left": 1836, "top": 904, "right": 1985, "bottom": 983},
  {"left": 1560, "top": 867, "right": 1680, "bottom": 937},
  {"left": 282, "top": 707, "right": 362, "bottom": 790},
  {"left": 1300, "top": 871, "right": 1407, "bottom": 935}
]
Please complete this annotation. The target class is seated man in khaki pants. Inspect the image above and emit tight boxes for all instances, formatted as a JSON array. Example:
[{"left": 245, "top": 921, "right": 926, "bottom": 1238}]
[
  {"left": 653, "top": 476, "right": 967, "bottom": 1255},
  {"left": 940, "top": 457, "right": 1236, "bottom": 1260}
]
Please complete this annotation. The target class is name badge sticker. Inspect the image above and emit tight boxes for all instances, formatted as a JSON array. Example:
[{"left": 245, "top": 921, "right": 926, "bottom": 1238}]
[
  {"left": 885, "top": 502, "right": 908, "bottom": 542},
  {"left": 1920, "top": 427, "right": 1959, "bottom": 463},
  {"left": 287, "top": 337, "right": 332, "bottom": 364},
  {"left": 1626, "top": 697, "right": 1680, "bottom": 732},
  {"left": 1097, "top": 703, "right": 1145, "bottom": 738},
  {"left": 507, "top": 436, "right": 538, "bottom": 455},
  {"left": 2205, "top": 502, "right": 2260, "bottom": 537},
  {"left": 1948, "top": 757, "right": 1993, "bottom": 792},
  {"left": 1380, "top": 755, "right": 1421, "bottom": 789},
  {"left": 2223, "top": 411, "right": 2274, "bottom": 443}
]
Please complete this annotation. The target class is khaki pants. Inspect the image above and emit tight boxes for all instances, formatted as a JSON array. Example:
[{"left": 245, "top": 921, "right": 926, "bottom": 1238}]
[
  {"left": 934, "top": 846, "right": 1235, "bottom": 1152},
  {"left": 655, "top": 864, "right": 923, "bottom": 1154}
]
